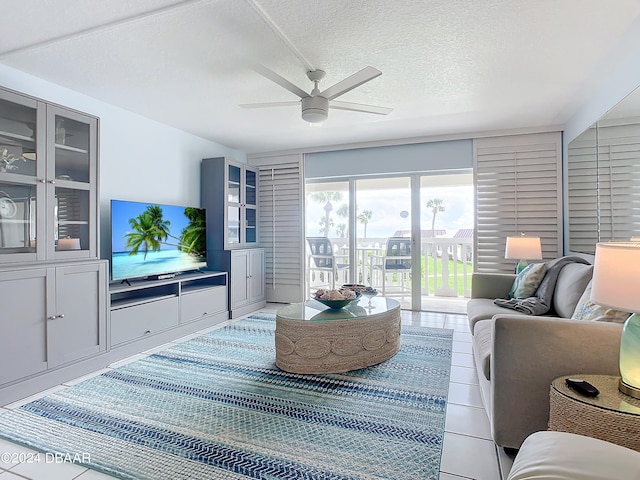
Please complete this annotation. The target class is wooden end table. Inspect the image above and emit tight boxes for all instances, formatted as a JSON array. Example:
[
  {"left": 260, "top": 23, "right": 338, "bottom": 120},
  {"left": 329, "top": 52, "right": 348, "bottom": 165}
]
[
  {"left": 275, "top": 296, "right": 401, "bottom": 374},
  {"left": 549, "top": 374, "right": 640, "bottom": 452}
]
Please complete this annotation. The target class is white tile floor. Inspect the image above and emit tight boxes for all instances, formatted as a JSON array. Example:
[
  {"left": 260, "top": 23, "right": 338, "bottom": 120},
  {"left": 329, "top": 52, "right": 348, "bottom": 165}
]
[{"left": 0, "top": 305, "right": 512, "bottom": 480}]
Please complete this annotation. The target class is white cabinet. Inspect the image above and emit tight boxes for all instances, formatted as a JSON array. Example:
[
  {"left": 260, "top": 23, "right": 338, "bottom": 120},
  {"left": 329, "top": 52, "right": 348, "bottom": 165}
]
[
  {"left": 0, "top": 261, "right": 107, "bottom": 390},
  {"left": 109, "top": 271, "right": 228, "bottom": 348},
  {"left": 201, "top": 157, "right": 258, "bottom": 250},
  {"left": 48, "top": 262, "right": 108, "bottom": 366},
  {"left": 0, "top": 87, "right": 98, "bottom": 264},
  {"left": 228, "top": 248, "right": 266, "bottom": 318}
]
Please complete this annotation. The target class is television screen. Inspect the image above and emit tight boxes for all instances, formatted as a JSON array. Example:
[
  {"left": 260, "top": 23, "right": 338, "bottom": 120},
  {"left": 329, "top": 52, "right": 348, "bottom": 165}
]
[{"left": 110, "top": 199, "right": 207, "bottom": 282}]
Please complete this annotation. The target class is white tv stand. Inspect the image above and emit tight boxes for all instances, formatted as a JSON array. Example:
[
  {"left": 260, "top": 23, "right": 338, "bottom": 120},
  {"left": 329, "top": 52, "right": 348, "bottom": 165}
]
[{"left": 109, "top": 270, "right": 228, "bottom": 357}]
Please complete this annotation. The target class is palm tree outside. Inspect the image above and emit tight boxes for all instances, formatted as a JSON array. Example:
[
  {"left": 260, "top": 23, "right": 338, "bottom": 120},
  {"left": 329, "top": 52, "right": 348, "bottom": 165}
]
[
  {"left": 358, "top": 209, "right": 373, "bottom": 238},
  {"left": 426, "top": 198, "right": 445, "bottom": 237},
  {"left": 310, "top": 192, "right": 343, "bottom": 236}
]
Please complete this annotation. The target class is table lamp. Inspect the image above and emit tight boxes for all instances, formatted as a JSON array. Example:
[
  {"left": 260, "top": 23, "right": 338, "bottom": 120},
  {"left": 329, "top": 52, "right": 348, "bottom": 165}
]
[
  {"left": 505, "top": 235, "right": 542, "bottom": 273},
  {"left": 591, "top": 241, "right": 640, "bottom": 399}
]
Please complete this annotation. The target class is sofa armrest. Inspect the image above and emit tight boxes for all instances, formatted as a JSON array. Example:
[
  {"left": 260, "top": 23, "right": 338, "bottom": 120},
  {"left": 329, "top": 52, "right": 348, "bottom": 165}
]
[
  {"left": 490, "top": 315, "right": 622, "bottom": 449},
  {"left": 471, "top": 273, "right": 516, "bottom": 299}
]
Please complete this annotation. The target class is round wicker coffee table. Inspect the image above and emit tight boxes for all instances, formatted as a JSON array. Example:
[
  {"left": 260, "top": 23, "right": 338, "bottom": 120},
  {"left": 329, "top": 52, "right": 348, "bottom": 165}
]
[
  {"left": 549, "top": 374, "right": 640, "bottom": 452},
  {"left": 275, "top": 296, "right": 401, "bottom": 374}
]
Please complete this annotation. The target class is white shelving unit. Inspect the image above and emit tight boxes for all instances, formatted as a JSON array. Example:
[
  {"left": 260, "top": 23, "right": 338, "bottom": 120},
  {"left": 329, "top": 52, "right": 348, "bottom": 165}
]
[{"left": 109, "top": 270, "right": 228, "bottom": 353}]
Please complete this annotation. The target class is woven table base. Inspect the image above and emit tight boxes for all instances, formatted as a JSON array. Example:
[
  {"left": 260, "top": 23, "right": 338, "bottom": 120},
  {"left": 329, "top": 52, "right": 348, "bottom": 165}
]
[{"left": 549, "top": 375, "right": 640, "bottom": 452}]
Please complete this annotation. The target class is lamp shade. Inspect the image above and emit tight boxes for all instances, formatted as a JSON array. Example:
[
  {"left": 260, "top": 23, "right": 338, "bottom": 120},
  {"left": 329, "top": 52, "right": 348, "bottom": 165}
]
[
  {"left": 591, "top": 242, "right": 640, "bottom": 399},
  {"left": 504, "top": 236, "right": 542, "bottom": 260},
  {"left": 591, "top": 242, "right": 640, "bottom": 312}
]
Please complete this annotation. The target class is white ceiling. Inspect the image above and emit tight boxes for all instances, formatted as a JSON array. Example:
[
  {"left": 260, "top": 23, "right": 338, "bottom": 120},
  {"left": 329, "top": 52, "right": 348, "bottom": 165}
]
[{"left": 2, "top": 0, "right": 640, "bottom": 154}]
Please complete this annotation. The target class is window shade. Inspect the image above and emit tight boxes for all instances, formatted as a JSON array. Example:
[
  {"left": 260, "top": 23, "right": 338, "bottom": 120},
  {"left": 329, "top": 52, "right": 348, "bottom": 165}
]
[
  {"left": 252, "top": 154, "right": 304, "bottom": 303},
  {"left": 474, "top": 132, "right": 562, "bottom": 273}
]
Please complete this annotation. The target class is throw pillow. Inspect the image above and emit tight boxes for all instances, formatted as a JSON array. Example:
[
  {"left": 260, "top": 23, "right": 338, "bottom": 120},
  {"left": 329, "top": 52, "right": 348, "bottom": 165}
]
[
  {"left": 571, "top": 280, "right": 631, "bottom": 323},
  {"left": 508, "top": 262, "right": 547, "bottom": 299}
]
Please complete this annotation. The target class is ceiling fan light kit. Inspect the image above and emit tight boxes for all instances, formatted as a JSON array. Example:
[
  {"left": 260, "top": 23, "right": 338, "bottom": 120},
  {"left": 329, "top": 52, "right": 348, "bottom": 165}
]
[
  {"left": 242, "top": 65, "right": 392, "bottom": 123},
  {"left": 302, "top": 95, "right": 329, "bottom": 123}
]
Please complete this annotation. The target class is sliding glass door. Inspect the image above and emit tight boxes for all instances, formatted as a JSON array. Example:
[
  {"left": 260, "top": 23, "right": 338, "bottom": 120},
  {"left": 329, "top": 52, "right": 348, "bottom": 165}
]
[
  {"left": 355, "top": 177, "right": 412, "bottom": 302},
  {"left": 305, "top": 181, "right": 350, "bottom": 293},
  {"left": 305, "top": 172, "right": 473, "bottom": 310},
  {"left": 419, "top": 173, "right": 474, "bottom": 310}
]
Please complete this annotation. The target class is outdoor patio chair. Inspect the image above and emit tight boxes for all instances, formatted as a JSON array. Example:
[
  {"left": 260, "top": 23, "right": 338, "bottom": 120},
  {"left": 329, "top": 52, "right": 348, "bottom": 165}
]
[
  {"left": 306, "top": 237, "right": 349, "bottom": 291},
  {"left": 372, "top": 237, "right": 412, "bottom": 295}
]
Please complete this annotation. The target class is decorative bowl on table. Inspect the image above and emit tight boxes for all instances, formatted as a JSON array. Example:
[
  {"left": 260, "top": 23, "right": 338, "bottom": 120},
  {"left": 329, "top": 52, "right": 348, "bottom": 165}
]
[
  {"left": 313, "top": 288, "right": 361, "bottom": 309},
  {"left": 341, "top": 284, "right": 367, "bottom": 294}
]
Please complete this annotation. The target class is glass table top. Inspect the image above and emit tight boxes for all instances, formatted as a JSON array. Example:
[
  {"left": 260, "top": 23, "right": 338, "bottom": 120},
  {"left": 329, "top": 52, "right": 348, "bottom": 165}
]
[
  {"left": 277, "top": 296, "right": 400, "bottom": 322},
  {"left": 553, "top": 375, "right": 640, "bottom": 415}
]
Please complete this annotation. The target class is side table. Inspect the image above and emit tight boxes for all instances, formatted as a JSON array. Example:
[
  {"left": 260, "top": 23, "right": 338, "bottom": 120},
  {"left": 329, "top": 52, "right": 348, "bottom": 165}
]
[{"left": 549, "top": 374, "right": 640, "bottom": 452}]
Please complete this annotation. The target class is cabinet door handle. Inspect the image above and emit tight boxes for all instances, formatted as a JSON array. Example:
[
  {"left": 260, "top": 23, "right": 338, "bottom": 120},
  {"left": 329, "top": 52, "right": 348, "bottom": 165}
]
[
  {"left": 48, "top": 315, "right": 57, "bottom": 320},
  {"left": 39, "top": 179, "right": 47, "bottom": 183},
  {"left": 49, "top": 180, "right": 56, "bottom": 184},
  {"left": 57, "top": 314, "right": 64, "bottom": 319},
  {"left": 144, "top": 330, "right": 152, "bottom": 335}
]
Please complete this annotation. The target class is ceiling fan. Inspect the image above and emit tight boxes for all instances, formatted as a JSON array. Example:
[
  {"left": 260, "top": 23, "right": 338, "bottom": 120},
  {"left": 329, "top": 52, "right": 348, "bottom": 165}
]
[{"left": 240, "top": 65, "right": 392, "bottom": 123}]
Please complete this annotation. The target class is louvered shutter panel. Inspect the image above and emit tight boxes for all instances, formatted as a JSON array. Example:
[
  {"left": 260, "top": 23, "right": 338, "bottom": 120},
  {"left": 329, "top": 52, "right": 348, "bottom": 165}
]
[
  {"left": 567, "top": 126, "right": 598, "bottom": 253},
  {"left": 251, "top": 154, "right": 304, "bottom": 303},
  {"left": 568, "top": 121, "right": 640, "bottom": 253},
  {"left": 595, "top": 121, "right": 640, "bottom": 242},
  {"left": 474, "top": 132, "right": 562, "bottom": 273}
]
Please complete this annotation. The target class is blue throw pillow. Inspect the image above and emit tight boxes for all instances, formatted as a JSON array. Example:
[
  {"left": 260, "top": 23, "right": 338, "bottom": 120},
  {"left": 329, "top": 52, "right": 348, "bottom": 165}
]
[{"left": 508, "top": 262, "right": 547, "bottom": 299}]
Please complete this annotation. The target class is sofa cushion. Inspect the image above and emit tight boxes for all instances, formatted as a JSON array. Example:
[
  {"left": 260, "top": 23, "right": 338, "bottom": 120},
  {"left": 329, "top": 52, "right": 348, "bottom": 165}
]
[
  {"left": 572, "top": 280, "right": 631, "bottom": 323},
  {"left": 552, "top": 263, "right": 593, "bottom": 318},
  {"left": 508, "top": 262, "right": 547, "bottom": 299},
  {"left": 467, "top": 298, "right": 527, "bottom": 332},
  {"left": 507, "top": 431, "right": 640, "bottom": 480},
  {"left": 472, "top": 320, "right": 493, "bottom": 380}
]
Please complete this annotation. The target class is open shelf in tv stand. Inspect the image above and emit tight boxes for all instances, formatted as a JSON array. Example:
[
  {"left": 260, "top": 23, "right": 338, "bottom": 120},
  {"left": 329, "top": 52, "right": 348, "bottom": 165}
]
[{"left": 108, "top": 270, "right": 229, "bottom": 355}]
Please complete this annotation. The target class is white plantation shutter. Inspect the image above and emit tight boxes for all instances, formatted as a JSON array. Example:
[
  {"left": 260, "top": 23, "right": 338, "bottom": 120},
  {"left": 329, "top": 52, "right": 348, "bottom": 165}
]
[
  {"left": 474, "top": 132, "right": 562, "bottom": 273},
  {"left": 250, "top": 154, "right": 304, "bottom": 303},
  {"left": 568, "top": 120, "right": 640, "bottom": 253},
  {"left": 567, "top": 126, "right": 599, "bottom": 253}
]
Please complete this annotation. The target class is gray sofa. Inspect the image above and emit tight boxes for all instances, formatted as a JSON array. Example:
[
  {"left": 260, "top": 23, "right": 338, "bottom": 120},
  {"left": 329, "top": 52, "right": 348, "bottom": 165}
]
[{"left": 467, "top": 261, "right": 623, "bottom": 449}]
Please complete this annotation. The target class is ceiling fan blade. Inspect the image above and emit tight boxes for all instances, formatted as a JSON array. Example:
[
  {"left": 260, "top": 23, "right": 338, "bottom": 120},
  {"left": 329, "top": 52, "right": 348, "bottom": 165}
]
[
  {"left": 320, "top": 66, "right": 382, "bottom": 101},
  {"left": 252, "top": 65, "right": 309, "bottom": 99},
  {"left": 330, "top": 100, "right": 392, "bottom": 115},
  {"left": 239, "top": 101, "right": 299, "bottom": 109}
]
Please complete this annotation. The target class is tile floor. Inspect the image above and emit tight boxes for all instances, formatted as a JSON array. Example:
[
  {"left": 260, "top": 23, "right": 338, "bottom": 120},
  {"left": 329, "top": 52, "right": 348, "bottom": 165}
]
[{"left": 0, "top": 304, "right": 513, "bottom": 480}]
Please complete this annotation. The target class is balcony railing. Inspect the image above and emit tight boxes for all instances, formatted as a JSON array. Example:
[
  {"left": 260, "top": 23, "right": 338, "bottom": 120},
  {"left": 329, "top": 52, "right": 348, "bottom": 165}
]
[{"left": 324, "top": 236, "right": 473, "bottom": 299}]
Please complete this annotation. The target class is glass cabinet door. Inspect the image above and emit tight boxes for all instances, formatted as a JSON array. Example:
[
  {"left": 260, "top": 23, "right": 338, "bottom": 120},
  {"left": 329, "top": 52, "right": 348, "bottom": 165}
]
[
  {"left": 227, "top": 164, "right": 241, "bottom": 203},
  {"left": 0, "top": 91, "right": 42, "bottom": 262},
  {"left": 245, "top": 169, "right": 257, "bottom": 207},
  {"left": 47, "top": 106, "right": 96, "bottom": 258},
  {"left": 227, "top": 205, "right": 241, "bottom": 245},
  {"left": 245, "top": 207, "right": 257, "bottom": 244}
]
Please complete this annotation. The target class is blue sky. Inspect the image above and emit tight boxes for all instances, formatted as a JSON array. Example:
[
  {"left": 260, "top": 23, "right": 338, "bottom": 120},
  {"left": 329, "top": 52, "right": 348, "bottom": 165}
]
[
  {"left": 111, "top": 200, "right": 197, "bottom": 252},
  {"left": 306, "top": 185, "right": 474, "bottom": 238}
]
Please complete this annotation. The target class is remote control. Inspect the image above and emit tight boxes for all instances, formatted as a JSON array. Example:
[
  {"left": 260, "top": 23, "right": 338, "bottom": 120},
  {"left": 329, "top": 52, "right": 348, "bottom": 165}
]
[{"left": 565, "top": 378, "right": 599, "bottom": 397}]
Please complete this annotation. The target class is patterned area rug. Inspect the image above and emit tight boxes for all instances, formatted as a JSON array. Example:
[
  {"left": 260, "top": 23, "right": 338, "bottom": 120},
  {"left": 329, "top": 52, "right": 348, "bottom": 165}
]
[{"left": 0, "top": 314, "right": 453, "bottom": 480}]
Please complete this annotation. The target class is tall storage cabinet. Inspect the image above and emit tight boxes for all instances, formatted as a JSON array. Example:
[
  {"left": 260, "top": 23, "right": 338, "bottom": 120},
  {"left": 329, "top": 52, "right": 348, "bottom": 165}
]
[
  {"left": 0, "top": 88, "right": 98, "bottom": 262},
  {"left": 202, "top": 157, "right": 265, "bottom": 318},
  {"left": 202, "top": 157, "right": 259, "bottom": 250},
  {"left": 0, "top": 86, "right": 106, "bottom": 405}
]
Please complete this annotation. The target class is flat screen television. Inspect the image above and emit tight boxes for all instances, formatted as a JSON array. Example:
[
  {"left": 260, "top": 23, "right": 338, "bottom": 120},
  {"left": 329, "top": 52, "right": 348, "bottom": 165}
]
[{"left": 110, "top": 199, "right": 207, "bottom": 282}]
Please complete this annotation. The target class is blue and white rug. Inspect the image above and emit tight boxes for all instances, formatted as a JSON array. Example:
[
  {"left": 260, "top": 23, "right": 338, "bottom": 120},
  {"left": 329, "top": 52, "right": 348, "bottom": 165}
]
[{"left": 0, "top": 314, "right": 453, "bottom": 480}]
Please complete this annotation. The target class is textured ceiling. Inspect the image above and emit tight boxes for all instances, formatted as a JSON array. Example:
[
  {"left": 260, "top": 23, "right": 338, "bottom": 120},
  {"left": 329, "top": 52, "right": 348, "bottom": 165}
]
[{"left": 1, "top": 0, "right": 640, "bottom": 153}]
